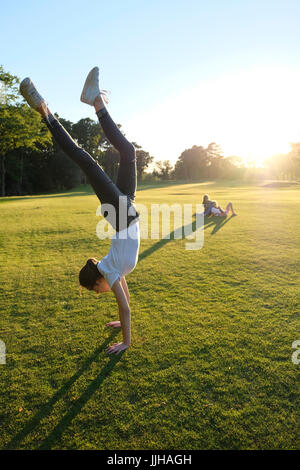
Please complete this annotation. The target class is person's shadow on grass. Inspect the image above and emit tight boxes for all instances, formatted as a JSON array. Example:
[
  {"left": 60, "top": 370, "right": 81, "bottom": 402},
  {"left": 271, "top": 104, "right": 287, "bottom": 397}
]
[
  {"left": 138, "top": 214, "right": 234, "bottom": 262},
  {"left": 203, "top": 214, "right": 235, "bottom": 235},
  {"left": 6, "top": 330, "right": 123, "bottom": 450}
]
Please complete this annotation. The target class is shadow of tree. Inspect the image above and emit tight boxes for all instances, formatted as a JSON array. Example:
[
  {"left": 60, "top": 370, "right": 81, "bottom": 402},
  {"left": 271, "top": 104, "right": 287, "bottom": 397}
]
[
  {"left": 0, "top": 190, "right": 94, "bottom": 204},
  {"left": 0, "top": 180, "right": 195, "bottom": 203}
]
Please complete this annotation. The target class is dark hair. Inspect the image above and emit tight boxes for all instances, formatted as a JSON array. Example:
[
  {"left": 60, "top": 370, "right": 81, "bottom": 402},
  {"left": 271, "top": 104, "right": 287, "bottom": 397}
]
[
  {"left": 202, "top": 194, "right": 210, "bottom": 204},
  {"left": 79, "top": 258, "right": 103, "bottom": 290}
]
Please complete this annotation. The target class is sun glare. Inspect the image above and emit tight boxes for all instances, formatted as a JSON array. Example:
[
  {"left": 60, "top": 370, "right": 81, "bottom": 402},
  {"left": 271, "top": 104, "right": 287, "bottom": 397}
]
[{"left": 125, "top": 66, "right": 300, "bottom": 167}]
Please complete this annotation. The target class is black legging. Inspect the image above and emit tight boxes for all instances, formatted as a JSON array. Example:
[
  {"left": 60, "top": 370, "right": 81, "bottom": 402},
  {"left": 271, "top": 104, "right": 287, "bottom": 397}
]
[{"left": 44, "top": 108, "right": 139, "bottom": 231}]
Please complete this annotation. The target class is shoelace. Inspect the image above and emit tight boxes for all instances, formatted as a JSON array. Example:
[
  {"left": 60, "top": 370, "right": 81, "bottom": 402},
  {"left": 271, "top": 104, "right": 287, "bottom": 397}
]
[{"left": 100, "top": 89, "right": 110, "bottom": 104}]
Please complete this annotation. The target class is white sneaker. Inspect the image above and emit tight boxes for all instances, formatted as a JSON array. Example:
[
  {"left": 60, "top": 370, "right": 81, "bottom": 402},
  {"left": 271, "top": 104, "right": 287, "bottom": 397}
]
[
  {"left": 80, "top": 66, "right": 101, "bottom": 105},
  {"left": 19, "top": 77, "right": 46, "bottom": 110}
]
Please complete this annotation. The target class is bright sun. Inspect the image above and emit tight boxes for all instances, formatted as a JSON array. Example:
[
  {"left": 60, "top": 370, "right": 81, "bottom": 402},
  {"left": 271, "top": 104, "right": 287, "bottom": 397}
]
[
  {"left": 210, "top": 67, "right": 300, "bottom": 166},
  {"left": 125, "top": 66, "right": 300, "bottom": 167}
]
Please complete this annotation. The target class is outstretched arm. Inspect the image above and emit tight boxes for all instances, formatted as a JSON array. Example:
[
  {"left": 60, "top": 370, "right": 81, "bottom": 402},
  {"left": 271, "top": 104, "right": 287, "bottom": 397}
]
[
  {"left": 106, "top": 277, "right": 130, "bottom": 329},
  {"left": 107, "top": 279, "right": 131, "bottom": 354},
  {"left": 121, "top": 277, "right": 130, "bottom": 303}
]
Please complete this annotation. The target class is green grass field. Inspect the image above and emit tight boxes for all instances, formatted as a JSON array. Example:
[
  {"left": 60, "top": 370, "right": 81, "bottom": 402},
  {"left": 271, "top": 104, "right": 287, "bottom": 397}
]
[{"left": 0, "top": 181, "right": 299, "bottom": 450}]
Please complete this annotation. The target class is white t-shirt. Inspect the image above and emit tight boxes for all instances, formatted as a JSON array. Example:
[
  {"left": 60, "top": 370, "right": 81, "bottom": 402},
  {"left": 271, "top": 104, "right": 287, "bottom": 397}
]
[
  {"left": 211, "top": 207, "right": 223, "bottom": 216},
  {"left": 97, "top": 221, "right": 140, "bottom": 289}
]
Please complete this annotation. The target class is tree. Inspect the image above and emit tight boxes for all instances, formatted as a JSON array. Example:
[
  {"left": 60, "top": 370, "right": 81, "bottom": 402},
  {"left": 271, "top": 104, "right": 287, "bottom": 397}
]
[
  {"left": 45, "top": 115, "right": 83, "bottom": 189},
  {"left": 130, "top": 142, "right": 154, "bottom": 181},
  {"left": 221, "top": 156, "right": 245, "bottom": 179},
  {"left": 102, "top": 147, "right": 120, "bottom": 182},
  {"left": 0, "top": 66, "right": 51, "bottom": 196},
  {"left": 136, "top": 149, "right": 154, "bottom": 181},
  {"left": 71, "top": 117, "right": 106, "bottom": 184},
  {"left": 72, "top": 117, "right": 105, "bottom": 157},
  {"left": 153, "top": 160, "right": 173, "bottom": 180},
  {"left": 264, "top": 143, "right": 300, "bottom": 181},
  {"left": 174, "top": 145, "right": 209, "bottom": 180},
  {"left": 287, "top": 142, "right": 300, "bottom": 179},
  {"left": 173, "top": 142, "right": 246, "bottom": 180},
  {"left": 206, "top": 142, "right": 224, "bottom": 178}
]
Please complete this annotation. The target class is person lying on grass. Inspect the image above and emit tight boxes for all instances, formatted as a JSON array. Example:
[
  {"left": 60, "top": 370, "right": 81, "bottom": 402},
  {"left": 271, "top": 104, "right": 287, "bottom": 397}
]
[
  {"left": 202, "top": 194, "right": 214, "bottom": 216},
  {"left": 20, "top": 67, "right": 140, "bottom": 355},
  {"left": 210, "top": 200, "right": 237, "bottom": 217}
]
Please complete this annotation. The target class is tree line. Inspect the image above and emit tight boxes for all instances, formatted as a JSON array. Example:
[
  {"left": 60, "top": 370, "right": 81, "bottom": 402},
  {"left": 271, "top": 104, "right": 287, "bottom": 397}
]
[
  {"left": 152, "top": 142, "right": 300, "bottom": 182},
  {"left": 1, "top": 65, "right": 299, "bottom": 197}
]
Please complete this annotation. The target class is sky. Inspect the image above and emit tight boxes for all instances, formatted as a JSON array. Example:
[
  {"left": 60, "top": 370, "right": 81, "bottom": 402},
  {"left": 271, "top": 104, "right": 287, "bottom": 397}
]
[{"left": 1, "top": 0, "right": 300, "bottom": 166}]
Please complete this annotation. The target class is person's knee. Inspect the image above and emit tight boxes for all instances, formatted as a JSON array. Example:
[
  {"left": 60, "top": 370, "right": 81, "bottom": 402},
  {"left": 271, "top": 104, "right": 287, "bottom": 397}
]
[{"left": 121, "top": 143, "right": 136, "bottom": 163}]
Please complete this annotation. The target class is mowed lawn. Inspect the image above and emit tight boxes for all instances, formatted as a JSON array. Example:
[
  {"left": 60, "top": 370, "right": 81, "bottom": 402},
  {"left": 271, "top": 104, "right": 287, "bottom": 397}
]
[{"left": 0, "top": 181, "right": 299, "bottom": 450}]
